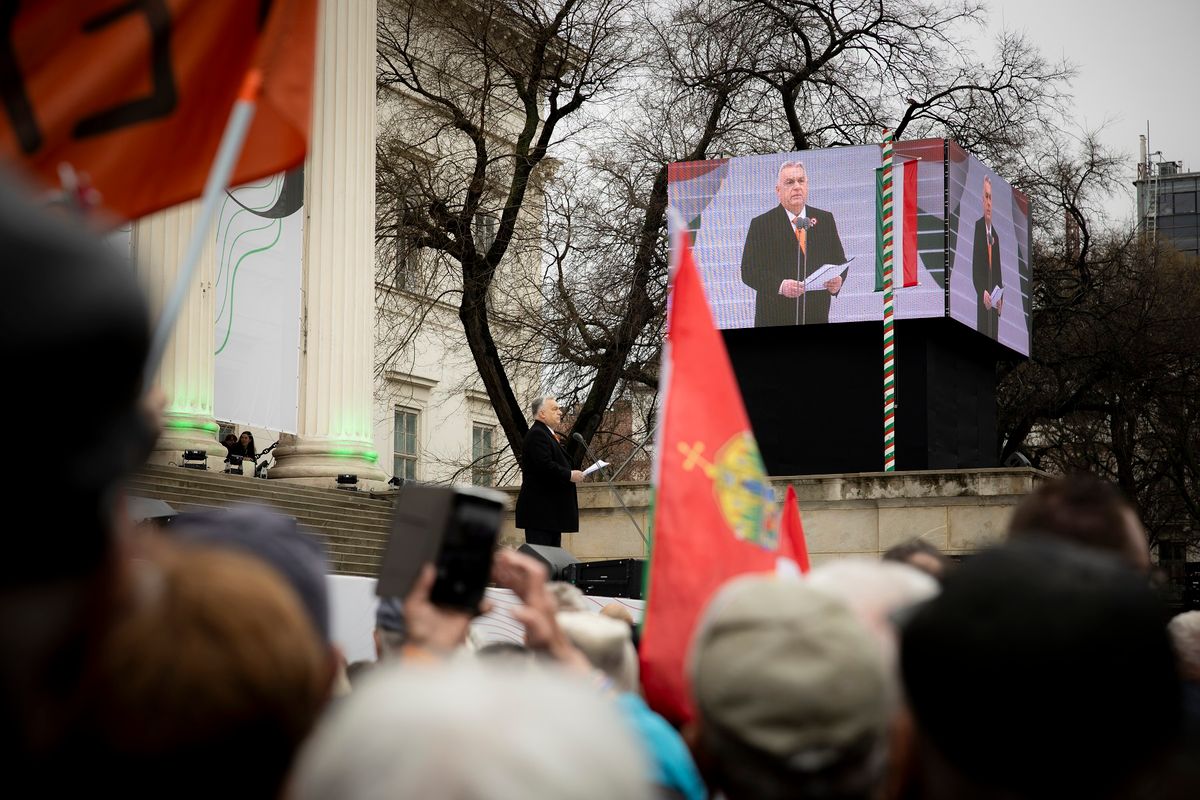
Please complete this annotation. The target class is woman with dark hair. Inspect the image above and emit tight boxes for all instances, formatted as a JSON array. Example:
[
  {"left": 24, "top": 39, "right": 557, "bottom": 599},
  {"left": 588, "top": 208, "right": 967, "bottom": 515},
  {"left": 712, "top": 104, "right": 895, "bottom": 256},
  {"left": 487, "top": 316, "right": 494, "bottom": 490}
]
[{"left": 235, "top": 431, "right": 257, "bottom": 460}]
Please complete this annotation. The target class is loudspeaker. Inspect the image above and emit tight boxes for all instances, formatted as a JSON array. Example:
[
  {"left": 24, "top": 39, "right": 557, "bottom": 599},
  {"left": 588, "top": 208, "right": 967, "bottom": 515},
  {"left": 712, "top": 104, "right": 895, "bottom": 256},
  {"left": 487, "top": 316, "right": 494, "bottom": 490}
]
[
  {"left": 564, "top": 558, "right": 645, "bottom": 599},
  {"left": 518, "top": 543, "right": 580, "bottom": 580}
]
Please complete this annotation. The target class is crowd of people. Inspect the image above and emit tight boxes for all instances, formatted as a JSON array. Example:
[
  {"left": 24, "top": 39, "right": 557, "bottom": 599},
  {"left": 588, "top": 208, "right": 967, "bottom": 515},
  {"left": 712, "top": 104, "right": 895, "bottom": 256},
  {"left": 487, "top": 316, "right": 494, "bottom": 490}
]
[{"left": 3, "top": 175, "right": 1198, "bottom": 798}]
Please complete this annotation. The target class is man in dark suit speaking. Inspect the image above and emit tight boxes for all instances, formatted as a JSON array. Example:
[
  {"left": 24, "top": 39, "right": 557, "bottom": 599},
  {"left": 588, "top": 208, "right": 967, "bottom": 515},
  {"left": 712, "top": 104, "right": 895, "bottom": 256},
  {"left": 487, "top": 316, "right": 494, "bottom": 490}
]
[
  {"left": 515, "top": 395, "right": 583, "bottom": 547},
  {"left": 972, "top": 175, "right": 1003, "bottom": 340},
  {"left": 740, "top": 160, "right": 848, "bottom": 327}
]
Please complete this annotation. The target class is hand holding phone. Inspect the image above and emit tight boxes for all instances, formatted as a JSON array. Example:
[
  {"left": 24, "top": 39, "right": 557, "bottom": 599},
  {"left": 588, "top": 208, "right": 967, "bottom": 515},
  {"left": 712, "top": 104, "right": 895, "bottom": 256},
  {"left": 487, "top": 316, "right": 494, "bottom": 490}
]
[
  {"left": 403, "top": 563, "right": 489, "bottom": 656},
  {"left": 377, "top": 485, "right": 507, "bottom": 615}
]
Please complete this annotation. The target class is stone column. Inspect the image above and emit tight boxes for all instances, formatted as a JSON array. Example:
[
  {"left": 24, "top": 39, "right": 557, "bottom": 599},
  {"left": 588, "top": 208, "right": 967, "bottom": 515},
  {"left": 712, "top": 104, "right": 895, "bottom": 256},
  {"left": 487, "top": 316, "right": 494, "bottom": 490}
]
[
  {"left": 134, "top": 201, "right": 222, "bottom": 468},
  {"left": 270, "top": 0, "right": 386, "bottom": 487}
]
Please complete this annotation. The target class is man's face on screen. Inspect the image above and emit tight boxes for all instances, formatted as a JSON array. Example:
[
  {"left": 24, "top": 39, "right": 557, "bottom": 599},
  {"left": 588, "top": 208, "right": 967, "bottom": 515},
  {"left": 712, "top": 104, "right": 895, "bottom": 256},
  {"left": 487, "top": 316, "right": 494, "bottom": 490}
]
[
  {"left": 983, "top": 178, "right": 993, "bottom": 227},
  {"left": 775, "top": 166, "right": 808, "bottom": 215}
]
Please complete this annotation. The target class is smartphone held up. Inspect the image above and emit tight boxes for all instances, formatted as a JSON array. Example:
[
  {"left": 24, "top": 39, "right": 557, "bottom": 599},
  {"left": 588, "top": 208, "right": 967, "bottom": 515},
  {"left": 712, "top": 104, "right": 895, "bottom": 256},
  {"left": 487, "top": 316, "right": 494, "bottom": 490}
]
[{"left": 376, "top": 484, "right": 507, "bottom": 614}]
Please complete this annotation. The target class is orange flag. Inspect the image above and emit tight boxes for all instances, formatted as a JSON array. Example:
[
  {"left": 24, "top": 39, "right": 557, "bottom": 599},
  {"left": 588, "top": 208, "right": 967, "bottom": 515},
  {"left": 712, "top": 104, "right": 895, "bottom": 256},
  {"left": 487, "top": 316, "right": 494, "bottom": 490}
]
[
  {"left": 640, "top": 226, "right": 799, "bottom": 724},
  {"left": 782, "top": 484, "right": 811, "bottom": 573},
  {"left": 0, "top": 0, "right": 317, "bottom": 222}
]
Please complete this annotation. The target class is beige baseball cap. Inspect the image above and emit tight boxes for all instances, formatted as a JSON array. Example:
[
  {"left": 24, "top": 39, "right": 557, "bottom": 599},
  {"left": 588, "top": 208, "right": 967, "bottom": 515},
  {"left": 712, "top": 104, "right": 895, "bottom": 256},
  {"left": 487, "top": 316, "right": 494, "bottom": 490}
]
[{"left": 689, "top": 575, "right": 890, "bottom": 770}]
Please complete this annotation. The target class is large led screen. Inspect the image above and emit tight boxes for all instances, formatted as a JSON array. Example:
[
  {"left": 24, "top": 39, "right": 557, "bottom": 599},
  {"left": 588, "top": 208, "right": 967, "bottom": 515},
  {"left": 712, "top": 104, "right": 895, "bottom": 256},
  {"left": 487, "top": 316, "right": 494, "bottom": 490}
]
[
  {"left": 946, "top": 142, "right": 1033, "bottom": 355},
  {"left": 667, "top": 141, "right": 947, "bottom": 330},
  {"left": 667, "top": 139, "right": 1032, "bottom": 357}
]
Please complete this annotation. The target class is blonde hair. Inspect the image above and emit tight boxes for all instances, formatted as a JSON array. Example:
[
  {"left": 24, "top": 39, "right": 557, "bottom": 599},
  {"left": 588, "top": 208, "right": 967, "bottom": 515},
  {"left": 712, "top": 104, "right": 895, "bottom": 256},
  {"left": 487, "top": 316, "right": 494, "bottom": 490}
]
[
  {"left": 556, "top": 611, "right": 639, "bottom": 693},
  {"left": 90, "top": 543, "right": 330, "bottom": 794}
]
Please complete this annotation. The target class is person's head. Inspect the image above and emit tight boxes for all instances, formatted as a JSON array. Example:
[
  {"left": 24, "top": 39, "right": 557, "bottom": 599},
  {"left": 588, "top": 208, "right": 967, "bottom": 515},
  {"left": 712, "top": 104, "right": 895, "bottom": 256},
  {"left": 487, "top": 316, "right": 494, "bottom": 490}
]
[
  {"left": 238, "top": 431, "right": 255, "bottom": 452},
  {"left": 0, "top": 175, "right": 151, "bottom": 762},
  {"left": 806, "top": 561, "right": 939, "bottom": 800},
  {"left": 775, "top": 160, "right": 809, "bottom": 216},
  {"left": 530, "top": 395, "right": 563, "bottom": 428},
  {"left": 901, "top": 539, "right": 1180, "bottom": 799},
  {"left": 1008, "top": 473, "right": 1150, "bottom": 572},
  {"left": 223, "top": 433, "right": 237, "bottom": 447},
  {"left": 374, "top": 596, "right": 407, "bottom": 660},
  {"left": 171, "top": 505, "right": 332, "bottom": 643},
  {"left": 1168, "top": 611, "right": 1200, "bottom": 683},
  {"left": 557, "top": 611, "right": 639, "bottom": 693},
  {"left": 881, "top": 538, "right": 952, "bottom": 583},
  {"left": 687, "top": 576, "right": 891, "bottom": 800},
  {"left": 548, "top": 580, "right": 589, "bottom": 612},
  {"left": 87, "top": 543, "right": 331, "bottom": 797},
  {"left": 807, "top": 558, "right": 939, "bottom": 664},
  {"left": 292, "top": 664, "right": 654, "bottom": 800},
  {"left": 982, "top": 175, "right": 993, "bottom": 226}
]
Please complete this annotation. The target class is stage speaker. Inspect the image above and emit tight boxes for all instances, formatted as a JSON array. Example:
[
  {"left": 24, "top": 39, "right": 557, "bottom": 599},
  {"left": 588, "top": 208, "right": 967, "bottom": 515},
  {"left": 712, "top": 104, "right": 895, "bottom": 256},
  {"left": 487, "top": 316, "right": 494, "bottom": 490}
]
[
  {"left": 564, "top": 558, "right": 645, "bottom": 599},
  {"left": 518, "top": 543, "right": 580, "bottom": 580}
]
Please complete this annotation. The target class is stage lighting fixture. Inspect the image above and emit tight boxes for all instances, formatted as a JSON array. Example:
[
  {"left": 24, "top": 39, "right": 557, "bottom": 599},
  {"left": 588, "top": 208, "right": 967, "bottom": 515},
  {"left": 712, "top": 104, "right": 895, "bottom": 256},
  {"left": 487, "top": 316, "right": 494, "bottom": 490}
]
[{"left": 181, "top": 449, "right": 208, "bottom": 470}]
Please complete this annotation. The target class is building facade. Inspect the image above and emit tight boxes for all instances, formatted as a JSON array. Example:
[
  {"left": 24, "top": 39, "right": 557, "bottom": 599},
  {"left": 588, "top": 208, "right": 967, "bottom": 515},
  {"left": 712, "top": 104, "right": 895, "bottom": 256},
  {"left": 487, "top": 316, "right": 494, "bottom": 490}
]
[{"left": 1135, "top": 155, "right": 1199, "bottom": 258}]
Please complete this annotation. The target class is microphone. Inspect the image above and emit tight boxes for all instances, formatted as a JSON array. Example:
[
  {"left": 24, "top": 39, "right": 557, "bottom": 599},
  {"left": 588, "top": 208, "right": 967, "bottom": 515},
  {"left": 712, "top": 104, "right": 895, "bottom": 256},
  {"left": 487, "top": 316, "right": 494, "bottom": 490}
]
[
  {"left": 571, "top": 431, "right": 647, "bottom": 546},
  {"left": 793, "top": 216, "right": 813, "bottom": 231}
]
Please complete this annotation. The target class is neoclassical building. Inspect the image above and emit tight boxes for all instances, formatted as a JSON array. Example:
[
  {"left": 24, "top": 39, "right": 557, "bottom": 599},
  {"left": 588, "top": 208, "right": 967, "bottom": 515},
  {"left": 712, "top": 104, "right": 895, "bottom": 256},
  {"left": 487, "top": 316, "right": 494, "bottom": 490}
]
[
  {"left": 141, "top": 0, "right": 384, "bottom": 487},
  {"left": 140, "top": 0, "right": 540, "bottom": 489}
]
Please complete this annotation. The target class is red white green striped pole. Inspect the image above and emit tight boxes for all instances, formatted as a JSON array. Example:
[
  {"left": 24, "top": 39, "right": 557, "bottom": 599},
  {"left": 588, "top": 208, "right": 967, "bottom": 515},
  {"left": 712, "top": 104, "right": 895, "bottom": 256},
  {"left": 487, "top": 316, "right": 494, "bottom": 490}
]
[{"left": 881, "top": 130, "right": 896, "bottom": 471}]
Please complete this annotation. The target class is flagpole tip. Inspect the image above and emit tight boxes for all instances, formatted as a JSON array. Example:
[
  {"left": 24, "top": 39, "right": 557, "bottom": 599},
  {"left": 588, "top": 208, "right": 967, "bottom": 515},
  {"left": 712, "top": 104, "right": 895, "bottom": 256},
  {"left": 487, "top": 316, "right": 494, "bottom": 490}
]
[{"left": 238, "top": 69, "right": 264, "bottom": 102}]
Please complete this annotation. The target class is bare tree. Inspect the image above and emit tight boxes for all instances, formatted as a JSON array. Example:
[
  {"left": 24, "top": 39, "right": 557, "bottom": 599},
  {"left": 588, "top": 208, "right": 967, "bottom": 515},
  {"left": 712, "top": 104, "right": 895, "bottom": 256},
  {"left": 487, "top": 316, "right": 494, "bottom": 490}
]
[
  {"left": 376, "top": 0, "right": 641, "bottom": 459},
  {"left": 997, "top": 134, "right": 1200, "bottom": 551}
]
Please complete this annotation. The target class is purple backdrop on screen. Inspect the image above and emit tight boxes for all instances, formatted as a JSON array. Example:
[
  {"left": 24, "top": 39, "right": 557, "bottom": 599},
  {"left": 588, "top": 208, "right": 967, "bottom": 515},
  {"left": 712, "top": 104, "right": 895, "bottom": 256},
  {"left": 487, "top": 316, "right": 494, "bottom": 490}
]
[{"left": 667, "top": 139, "right": 1032, "bottom": 357}]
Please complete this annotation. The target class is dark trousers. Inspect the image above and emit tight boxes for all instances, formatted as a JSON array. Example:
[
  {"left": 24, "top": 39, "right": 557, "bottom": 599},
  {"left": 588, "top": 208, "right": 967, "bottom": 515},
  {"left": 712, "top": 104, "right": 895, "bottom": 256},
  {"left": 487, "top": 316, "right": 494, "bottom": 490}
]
[{"left": 524, "top": 528, "right": 562, "bottom": 547}]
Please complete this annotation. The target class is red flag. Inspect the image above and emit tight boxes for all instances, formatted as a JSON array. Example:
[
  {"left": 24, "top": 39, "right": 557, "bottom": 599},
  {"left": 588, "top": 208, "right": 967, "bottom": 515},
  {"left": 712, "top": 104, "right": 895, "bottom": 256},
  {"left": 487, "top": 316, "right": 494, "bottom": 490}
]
[
  {"left": 0, "top": 0, "right": 317, "bottom": 222},
  {"left": 640, "top": 227, "right": 796, "bottom": 724},
  {"left": 901, "top": 158, "right": 919, "bottom": 287},
  {"left": 782, "top": 484, "right": 811, "bottom": 574}
]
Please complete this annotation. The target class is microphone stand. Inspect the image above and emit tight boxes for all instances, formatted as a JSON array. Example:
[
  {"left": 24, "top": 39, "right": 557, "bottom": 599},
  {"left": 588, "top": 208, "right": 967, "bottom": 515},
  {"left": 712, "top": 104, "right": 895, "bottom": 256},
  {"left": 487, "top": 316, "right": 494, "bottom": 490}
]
[
  {"left": 794, "top": 215, "right": 810, "bottom": 326},
  {"left": 609, "top": 428, "right": 656, "bottom": 481},
  {"left": 573, "top": 432, "right": 648, "bottom": 547}
]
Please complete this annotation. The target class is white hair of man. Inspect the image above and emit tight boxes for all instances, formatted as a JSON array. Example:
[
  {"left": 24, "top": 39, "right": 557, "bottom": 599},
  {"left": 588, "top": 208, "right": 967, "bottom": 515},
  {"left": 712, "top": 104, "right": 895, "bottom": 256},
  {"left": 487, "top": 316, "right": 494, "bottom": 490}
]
[
  {"left": 530, "top": 395, "right": 554, "bottom": 419},
  {"left": 1168, "top": 610, "right": 1200, "bottom": 682},
  {"left": 556, "top": 611, "right": 639, "bottom": 693},
  {"left": 806, "top": 558, "right": 939, "bottom": 665},
  {"left": 548, "top": 581, "right": 590, "bottom": 612},
  {"left": 777, "top": 160, "right": 807, "bottom": 182},
  {"left": 292, "top": 663, "right": 654, "bottom": 800}
]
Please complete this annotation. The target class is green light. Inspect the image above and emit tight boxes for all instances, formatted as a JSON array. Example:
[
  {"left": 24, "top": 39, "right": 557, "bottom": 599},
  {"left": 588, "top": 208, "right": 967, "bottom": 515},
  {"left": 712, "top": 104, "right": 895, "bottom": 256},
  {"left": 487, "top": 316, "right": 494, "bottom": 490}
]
[
  {"left": 164, "top": 419, "right": 219, "bottom": 434},
  {"left": 328, "top": 446, "right": 379, "bottom": 464}
]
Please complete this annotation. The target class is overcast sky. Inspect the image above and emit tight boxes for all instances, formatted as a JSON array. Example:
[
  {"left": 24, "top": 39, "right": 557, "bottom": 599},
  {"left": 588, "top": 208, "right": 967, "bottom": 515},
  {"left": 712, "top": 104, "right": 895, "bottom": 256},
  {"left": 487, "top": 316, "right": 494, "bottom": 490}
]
[{"left": 978, "top": 0, "right": 1199, "bottom": 223}]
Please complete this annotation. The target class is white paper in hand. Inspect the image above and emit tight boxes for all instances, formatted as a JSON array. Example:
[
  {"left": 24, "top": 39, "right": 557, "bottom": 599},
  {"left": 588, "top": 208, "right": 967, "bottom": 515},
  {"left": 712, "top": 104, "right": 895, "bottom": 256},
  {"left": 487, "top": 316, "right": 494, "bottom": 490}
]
[
  {"left": 582, "top": 460, "right": 610, "bottom": 477},
  {"left": 802, "top": 257, "right": 854, "bottom": 292},
  {"left": 991, "top": 286, "right": 1003, "bottom": 305}
]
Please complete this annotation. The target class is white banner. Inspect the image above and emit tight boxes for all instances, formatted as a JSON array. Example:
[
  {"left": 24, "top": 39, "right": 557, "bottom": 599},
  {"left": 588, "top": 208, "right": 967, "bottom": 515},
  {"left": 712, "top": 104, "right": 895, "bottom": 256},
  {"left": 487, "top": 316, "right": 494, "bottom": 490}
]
[
  {"left": 213, "top": 170, "right": 304, "bottom": 432},
  {"left": 326, "top": 575, "right": 646, "bottom": 664}
]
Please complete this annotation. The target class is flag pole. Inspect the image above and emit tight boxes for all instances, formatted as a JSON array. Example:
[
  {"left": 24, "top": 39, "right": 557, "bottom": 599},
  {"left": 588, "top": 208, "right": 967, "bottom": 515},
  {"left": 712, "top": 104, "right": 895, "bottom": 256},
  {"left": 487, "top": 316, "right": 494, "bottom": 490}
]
[
  {"left": 881, "top": 129, "right": 897, "bottom": 472},
  {"left": 143, "top": 69, "right": 263, "bottom": 392}
]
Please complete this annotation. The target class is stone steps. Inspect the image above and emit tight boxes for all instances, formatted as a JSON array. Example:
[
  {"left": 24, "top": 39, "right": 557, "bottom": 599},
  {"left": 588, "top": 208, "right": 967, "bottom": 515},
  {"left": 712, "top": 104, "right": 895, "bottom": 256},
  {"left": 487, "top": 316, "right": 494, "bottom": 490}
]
[
  {"left": 126, "top": 464, "right": 398, "bottom": 577},
  {"left": 125, "top": 481, "right": 394, "bottom": 533}
]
